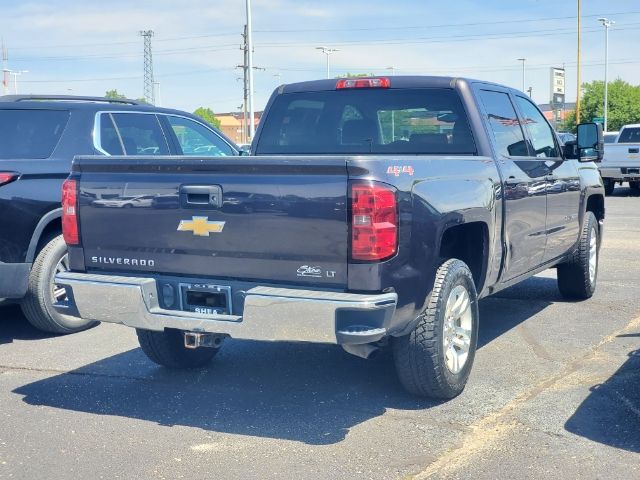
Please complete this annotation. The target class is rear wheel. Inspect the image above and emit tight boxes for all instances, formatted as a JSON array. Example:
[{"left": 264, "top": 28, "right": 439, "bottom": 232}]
[
  {"left": 603, "top": 178, "right": 615, "bottom": 196},
  {"left": 21, "top": 234, "right": 98, "bottom": 334},
  {"left": 392, "top": 259, "right": 479, "bottom": 399},
  {"left": 136, "top": 329, "right": 220, "bottom": 368},
  {"left": 557, "top": 212, "right": 599, "bottom": 300}
]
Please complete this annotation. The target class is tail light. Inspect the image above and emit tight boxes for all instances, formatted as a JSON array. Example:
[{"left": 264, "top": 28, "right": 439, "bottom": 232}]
[
  {"left": 62, "top": 178, "right": 79, "bottom": 245},
  {"left": 0, "top": 172, "right": 19, "bottom": 187},
  {"left": 351, "top": 182, "right": 398, "bottom": 261},
  {"left": 336, "top": 77, "right": 390, "bottom": 89}
]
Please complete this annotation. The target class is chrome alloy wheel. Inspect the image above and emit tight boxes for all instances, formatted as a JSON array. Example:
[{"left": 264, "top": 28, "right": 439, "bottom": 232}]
[
  {"left": 442, "top": 285, "right": 473, "bottom": 374},
  {"left": 589, "top": 226, "right": 598, "bottom": 284},
  {"left": 51, "top": 253, "right": 70, "bottom": 303}
]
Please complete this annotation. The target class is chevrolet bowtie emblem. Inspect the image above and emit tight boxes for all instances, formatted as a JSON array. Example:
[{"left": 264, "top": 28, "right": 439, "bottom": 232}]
[{"left": 177, "top": 216, "right": 225, "bottom": 236}]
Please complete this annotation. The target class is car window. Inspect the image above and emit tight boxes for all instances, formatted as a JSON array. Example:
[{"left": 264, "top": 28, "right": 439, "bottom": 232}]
[
  {"left": 618, "top": 127, "right": 640, "bottom": 144},
  {"left": 477, "top": 90, "right": 529, "bottom": 158},
  {"left": 256, "top": 88, "right": 476, "bottom": 155},
  {"left": 166, "top": 116, "right": 234, "bottom": 156},
  {"left": 0, "top": 109, "right": 70, "bottom": 159},
  {"left": 604, "top": 133, "right": 618, "bottom": 144},
  {"left": 110, "top": 113, "right": 170, "bottom": 155},
  {"left": 514, "top": 96, "right": 559, "bottom": 158},
  {"left": 98, "top": 113, "right": 124, "bottom": 155}
]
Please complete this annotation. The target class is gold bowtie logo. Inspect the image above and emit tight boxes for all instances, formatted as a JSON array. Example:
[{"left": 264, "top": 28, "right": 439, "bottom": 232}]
[{"left": 177, "top": 216, "right": 225, "bottom": 236}]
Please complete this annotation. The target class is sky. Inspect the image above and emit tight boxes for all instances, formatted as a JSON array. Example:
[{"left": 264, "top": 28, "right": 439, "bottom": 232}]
[{"left": 1, "top": 0, "right": 639, "bottom": 114}]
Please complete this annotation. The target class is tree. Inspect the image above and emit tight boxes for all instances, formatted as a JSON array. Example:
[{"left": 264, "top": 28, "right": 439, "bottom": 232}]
[
  {"left": 562, "top": 79, "right": 640, "bottom": 132},
  {"left": 105, "top": 89, "right": 127, "bottom": 100},
  {"left": 193, "top": 107, "right": 221, "bottom": 129}
]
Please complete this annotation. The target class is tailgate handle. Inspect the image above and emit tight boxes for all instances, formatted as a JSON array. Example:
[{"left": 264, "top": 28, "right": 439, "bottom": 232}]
[
  {"left": 629, "top": 148, "right": 639, "bottom": 154},
  {"left": 180, "top": 185, "right": 222, "bottom": 208}
]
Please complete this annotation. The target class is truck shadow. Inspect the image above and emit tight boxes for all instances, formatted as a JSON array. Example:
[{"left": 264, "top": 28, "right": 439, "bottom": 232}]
[
  {"left": 564, "top": 337, "right": 640, "bottom": 453},
  {"left": 11, "top": 276, "right": 558, "bottom": 445},
  {"left": 0, "top": 304, "right": 58, "bottom": 345}
]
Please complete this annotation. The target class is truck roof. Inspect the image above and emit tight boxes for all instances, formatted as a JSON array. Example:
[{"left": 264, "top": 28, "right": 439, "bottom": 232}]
[{"left": 278, "top": 76, "right": 510, "bottom": 94}]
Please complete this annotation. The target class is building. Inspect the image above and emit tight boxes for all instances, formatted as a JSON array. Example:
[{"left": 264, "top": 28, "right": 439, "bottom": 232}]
[
  {"left": 215, "top": 111, "right": 263, "bottom": 145},
  {"left": 538, "top": 102, "right": 576, "bottom": 126}
]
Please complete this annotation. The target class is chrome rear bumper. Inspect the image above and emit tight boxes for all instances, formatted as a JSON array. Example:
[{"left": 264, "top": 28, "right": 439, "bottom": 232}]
[{"left": 54, "top": 272, "right": 397, "bottom": 345}]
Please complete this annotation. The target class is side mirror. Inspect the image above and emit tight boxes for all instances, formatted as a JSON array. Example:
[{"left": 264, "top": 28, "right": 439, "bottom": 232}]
[{"left": 576, "top": 122, "right": 604, "bottom": 162}]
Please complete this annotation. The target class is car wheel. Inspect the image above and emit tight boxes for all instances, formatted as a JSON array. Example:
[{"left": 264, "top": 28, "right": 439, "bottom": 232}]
[
  {"left": 392, "top": 259, "right": 479, "bottom": 399},
  {"left": 21, "top": 234, "right": 98, "bottom": 333},
  {"left": 603, "top": 179, "right": 615, "bottom": 196},
  {"left": 557, "top": 211, "right": 599, "bottom": 300},
  {"left": 136, "top": 329, "right": 221, "bottom": 368}
]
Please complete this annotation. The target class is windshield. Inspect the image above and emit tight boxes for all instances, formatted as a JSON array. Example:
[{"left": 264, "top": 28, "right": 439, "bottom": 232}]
[{"left": 256, "top": 88, "right": 476, "bottom": 155}]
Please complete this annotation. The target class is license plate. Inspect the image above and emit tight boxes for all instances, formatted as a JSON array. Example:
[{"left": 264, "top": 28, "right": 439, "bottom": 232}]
[{"left": 179, "top": 283, "right": 232, "bottom": 315}]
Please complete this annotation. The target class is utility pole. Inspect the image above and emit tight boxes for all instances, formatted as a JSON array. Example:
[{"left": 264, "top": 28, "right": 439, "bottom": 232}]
[
  {"left": 517, "top": 58, "right": 526, "bottom": 92},
  {"left": 387, "top": 67, "right": 396, "bottom": 141},
  {"left": 1, "top": 39, "right": 9, "bottom": 96},
  {"left": 153, "top": 81, "right": 161, "bottom": 107},
  {"left": 238, "top": 25, "right": 249, "bottom": 144},
  {"left": 245, "top": 0, "right": 256, "bottom": 140},
  {"left": 598, "top": 17, "right": 614, "bottom": 132},
  {"left": 316, "top": 46, "right": 338, "bottom": 78},
  {"left": 576, "top": 0, "right": 582, "bottom": 124},
  {"left": 139, "top": 30, "right": 155, "bottom": 104}
]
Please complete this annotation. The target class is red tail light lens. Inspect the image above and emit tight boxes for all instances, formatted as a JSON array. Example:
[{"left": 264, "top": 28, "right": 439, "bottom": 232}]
[
  {"left": 62, "top": 179, "right": 79, "bottom": 245},
  {"left": 0, "top": 172, "right": 19, "bottom": 186},
  {"left": 351, "top": 182, "right": 398, "bottom": 261},
  {"left": 336, "top": 77, "right": 390, "bottom": 90}
]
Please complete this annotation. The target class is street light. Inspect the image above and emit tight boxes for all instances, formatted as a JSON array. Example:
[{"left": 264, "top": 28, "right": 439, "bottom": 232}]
[
  {"left": 598, "top": 17, "right": 614, "bottom": 132},
  {"left": 517, "top": 58, "right": 526, "bottom": 92},
  {"left": 2, "top": 69, "right": 28, "bottom": 94},
  {"left": 316, "top": 46, "right": 338, "bottom": 79}
]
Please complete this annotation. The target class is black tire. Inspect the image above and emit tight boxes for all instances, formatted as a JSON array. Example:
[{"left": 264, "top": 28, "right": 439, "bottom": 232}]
[
  {"left": 20, "top": 234, "right": 98, "bottom": 334},
  {"left": 136, "top": 329, "right": 220, "bottom": 368},
  {"left": 603, "top": 178, "right": 615, "bottom": 196},
  {"left": 557, "top": 211, "right": 599, "bottom": 300},
  {"left": 392, "top": 259, "right": 479, "bottom": 399}
]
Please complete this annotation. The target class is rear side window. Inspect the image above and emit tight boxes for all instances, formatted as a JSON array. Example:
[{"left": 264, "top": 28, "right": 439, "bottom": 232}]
[
  {"left": 166, "top": 116, "right": 234, "bottom": 156},
  {"left": 256, "top": 88, "right": 476, "bottom": 155},
  {"left": 98, "top": 114, "right": 124, "bottom": 155},
  {"left": 618, "top": 127, "right": 640, "bottom": 143},
  {"left": 478, "top": 90, "right": 529, "bottom": 158},
  {"left": 0, "top": 109, "right": 69, "bottom": 159},
  {"left": 109, "top": 113, "right": 170, "bottom": 155}
]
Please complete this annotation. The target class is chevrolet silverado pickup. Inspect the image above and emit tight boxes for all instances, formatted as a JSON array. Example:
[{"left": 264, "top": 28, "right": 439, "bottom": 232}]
[
  {"left": 54, "top": 77, "right": 605, "bottom": 399},
  {"left": 600, "top": 124, "right": 640, "bottom": 195}
]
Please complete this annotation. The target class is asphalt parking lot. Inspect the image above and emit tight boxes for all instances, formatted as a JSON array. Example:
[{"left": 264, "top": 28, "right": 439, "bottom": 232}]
[{"left": 1, "top": 188, "right": 639, "bottom": 480}]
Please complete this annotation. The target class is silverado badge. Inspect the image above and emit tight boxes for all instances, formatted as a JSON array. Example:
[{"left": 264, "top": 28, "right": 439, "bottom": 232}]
[{"left": 177, "top": 216, "right": 225, "bottom": 236}]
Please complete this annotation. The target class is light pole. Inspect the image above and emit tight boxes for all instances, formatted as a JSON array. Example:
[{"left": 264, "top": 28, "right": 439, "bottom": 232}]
[
  {"left": 316, "top": 46, "right": 338, "bottom": 79},
  {"left": 245, "top": 0, "right": 255, "bottom": 140},
  {"left": 598, "top": 17, "right": 614, "bottom": 132},
  {"left": 517, "top": 58, "right": 526, "bottom": 92},
  {"left": 3, "top": 69, "right": 28, "bottom": 94}
]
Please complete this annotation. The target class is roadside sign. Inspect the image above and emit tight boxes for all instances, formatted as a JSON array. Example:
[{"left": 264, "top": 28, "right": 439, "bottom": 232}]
[{"left": 592, "top": 117, "right": 604, "bottom": 124}]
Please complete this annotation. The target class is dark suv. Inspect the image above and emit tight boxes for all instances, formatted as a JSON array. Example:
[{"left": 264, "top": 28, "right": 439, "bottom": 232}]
[{"left": 0, "top": 95, "right": 238, "bottom": 333}]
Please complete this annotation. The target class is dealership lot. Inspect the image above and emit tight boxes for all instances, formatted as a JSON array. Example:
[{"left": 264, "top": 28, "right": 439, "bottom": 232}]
[{"left": 1, "top": 190, "right": 639, "bottom": 479}]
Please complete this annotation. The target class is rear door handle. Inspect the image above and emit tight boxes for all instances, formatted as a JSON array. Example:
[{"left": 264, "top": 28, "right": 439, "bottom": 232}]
[
  {"left": 629, "top": 148, "right": 639, "bottom": 154},
  {"left": 180, "top": 185, "right": 223, "bottom": 208}
]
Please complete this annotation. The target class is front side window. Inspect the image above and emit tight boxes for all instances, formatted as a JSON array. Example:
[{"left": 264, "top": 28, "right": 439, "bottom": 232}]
[
  {"left": 0, "top": 109, "right": 69, "bottom": 159},
  {"left": 478, "top": 90, "right": 529, "bottom": 158},
  {"left": 166, "top": 116, "right": 234, "bottom": 156},
  {"left": 256, "top": 88, "right": 476, "bottom": 155},
  {"left": 110, "top": 113, "right": 170, "bottom": 155},
  {"left": 515, "top": 96, "right": 559, "bottom": 158}
]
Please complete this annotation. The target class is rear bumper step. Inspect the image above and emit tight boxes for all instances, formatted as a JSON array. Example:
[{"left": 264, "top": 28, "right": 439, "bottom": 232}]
[{"left": 53, "top": 272, "right": 397, "bottom": 345}]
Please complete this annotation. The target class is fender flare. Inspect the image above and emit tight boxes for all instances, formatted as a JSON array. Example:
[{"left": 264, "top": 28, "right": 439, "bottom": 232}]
[{"left": 25, "top": 208, "right": 62, "bottom": 263}]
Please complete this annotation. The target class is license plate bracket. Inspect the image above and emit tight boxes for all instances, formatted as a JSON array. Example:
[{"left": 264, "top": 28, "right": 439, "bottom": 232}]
[{"left": 179, "top": 283, "right": 232, "bottom": 315}]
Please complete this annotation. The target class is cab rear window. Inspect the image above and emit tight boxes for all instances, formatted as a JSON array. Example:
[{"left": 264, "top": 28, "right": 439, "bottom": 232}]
[
  {"left": 0, "top": 109, "right": 70, "bottom": 159},
  {"left": 255, "top": 88, "right": 476, "bottom": 155}
]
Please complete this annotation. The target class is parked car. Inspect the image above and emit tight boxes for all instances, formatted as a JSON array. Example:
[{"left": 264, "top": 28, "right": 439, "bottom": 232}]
[
  {"left": 0, "top": 95, "right": 238, "bottom": 333},
  {"left": 604, "top": 131, "right": 619, "bottom": 144},
  {"left": 54, "top": 77, "right": 604, "bottom": 399},
  {"left": 600, "top": 124, "right": 640, "bottom": 195}
]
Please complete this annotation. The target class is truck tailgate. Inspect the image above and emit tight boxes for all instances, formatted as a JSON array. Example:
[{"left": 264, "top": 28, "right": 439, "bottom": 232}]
[
  {"left": 75, "top": 156, "right": 349, "bottom": 287},
  {"left": 603, "top": 143, "right": 640, "bottom": 166}
]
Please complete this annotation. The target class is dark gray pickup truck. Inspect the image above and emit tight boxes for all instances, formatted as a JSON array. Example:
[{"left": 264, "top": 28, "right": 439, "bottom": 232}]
[{"left": 54, "top": 76, "right": 605, "bottom": 399}]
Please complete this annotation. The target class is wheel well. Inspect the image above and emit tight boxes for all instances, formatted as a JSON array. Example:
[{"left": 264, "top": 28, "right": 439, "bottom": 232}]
[
  {"left": 439, "top": 222, "right": 488, "bottom": 291},
  {"left": 586, "top": 194, "right": 605, "bottom": 223},
  {"left": 29, "top": 217, "right": 62, "bottom": 261}
]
